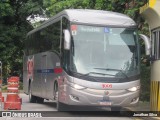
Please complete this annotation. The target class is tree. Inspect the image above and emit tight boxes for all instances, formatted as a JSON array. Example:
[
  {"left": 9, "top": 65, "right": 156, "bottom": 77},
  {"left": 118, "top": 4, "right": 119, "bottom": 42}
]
[{"left": 0, "top": 0, "right": 43, "bottom": 80}]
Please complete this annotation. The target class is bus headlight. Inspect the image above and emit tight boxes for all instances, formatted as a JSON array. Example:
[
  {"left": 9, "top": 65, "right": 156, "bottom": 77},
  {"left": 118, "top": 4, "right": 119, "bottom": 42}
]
[
  {"left": 73, "top": 84, "right": 86, "bottom": 90},
  {"left": 69, "top": 83, "right": 86, "bottom": 90},
  {"left": 127, "top": 86, "right": 140, "bottom": 92}
]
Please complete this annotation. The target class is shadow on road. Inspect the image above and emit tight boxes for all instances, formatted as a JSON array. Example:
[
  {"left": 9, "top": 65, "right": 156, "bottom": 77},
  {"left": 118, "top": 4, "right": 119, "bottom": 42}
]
[{"left": 39, "top": 101, "right": 134, "bottom": 117}]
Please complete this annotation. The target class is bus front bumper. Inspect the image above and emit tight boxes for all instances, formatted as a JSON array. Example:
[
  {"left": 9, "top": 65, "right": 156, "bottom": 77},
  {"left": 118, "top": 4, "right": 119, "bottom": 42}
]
[{"left": 60, "top": 85, "right": 140, "bottom": 107}]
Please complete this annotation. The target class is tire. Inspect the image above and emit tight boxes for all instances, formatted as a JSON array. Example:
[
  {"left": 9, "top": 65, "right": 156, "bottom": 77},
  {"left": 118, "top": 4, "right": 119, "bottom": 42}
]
[
  {"left": 55, "top": 85, "right": 66, "bottom": 111},
  {"left": 29, "top": 83, "right": 37, "bottom": 103},
  {"left": 37, "top": 97, "right": 44, "bottom": 103},
  {"left": 57, "top": 101, "right": 66, "bottom": 111}
]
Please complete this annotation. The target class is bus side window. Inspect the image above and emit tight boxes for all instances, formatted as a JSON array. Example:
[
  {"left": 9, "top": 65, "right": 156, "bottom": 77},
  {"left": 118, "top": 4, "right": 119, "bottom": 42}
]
[
  {"left": 62, "top": 17, "right": 70, "bottom": 50},
  {"left": 61, "top": 17, "right": 70, "bottom": 71},
  {"left": 50, "top": 21, "right": 61, "bottom": 53},
  {"left": 29, "top": 35, "right": 34, "bottom": 55},
  {"left": 38, "top": 21, "right": 61, "bottom": 53},
  {"left": 25, "top": 36, "right": 29, "bottom": 56}
]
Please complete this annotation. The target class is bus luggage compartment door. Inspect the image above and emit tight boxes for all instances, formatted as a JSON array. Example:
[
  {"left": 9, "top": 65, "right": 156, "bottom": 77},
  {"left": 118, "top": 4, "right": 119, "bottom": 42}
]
[{"left": 41, "top": 54, "right": 47, "bottom": 98}]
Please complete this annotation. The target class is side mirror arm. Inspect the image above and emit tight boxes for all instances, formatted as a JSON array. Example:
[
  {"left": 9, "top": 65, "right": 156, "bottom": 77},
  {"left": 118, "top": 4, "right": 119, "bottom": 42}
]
[
  {"left": 63, "top": 29, "right": 71, "bottom": 50},
  {"left": 139, "top": 34, "right": 151, "bottom": 56}
]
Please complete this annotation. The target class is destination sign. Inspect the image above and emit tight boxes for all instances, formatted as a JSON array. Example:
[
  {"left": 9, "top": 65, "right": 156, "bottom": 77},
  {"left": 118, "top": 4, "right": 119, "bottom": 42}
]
[{"left": 79, "top": 26, "right": 101, "bottom": 33}]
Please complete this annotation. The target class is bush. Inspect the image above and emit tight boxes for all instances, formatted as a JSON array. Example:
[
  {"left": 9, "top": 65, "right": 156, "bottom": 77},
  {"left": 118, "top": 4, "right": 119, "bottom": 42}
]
[
  {"left": 19, "top": 82, "right": 23, "bottom": 90},
  {"left": 140, "top": 64, "right": 151, "bottom": 102},
  {"left": 2, "top": 85, "right": 7, "bottom": 92}
]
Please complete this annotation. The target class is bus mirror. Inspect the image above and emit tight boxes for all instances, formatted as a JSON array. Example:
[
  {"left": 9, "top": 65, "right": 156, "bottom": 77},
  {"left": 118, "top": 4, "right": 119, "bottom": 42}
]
[
  {"left": 63, "top": 29, "right": 71, "bottom": 50},
  {"left": 139, "top": 34, "right": 151, "bottom": 56}
]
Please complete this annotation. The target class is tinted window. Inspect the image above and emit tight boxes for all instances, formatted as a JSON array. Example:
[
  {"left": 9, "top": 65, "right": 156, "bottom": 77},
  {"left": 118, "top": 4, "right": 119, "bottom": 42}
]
[
  {"left": 39, "top": 21, "right": 61, "bottom": 53},
  {"left": 61, "top": 17, "right": 70, "bottom": 71},
  {"left": 26, "top": 20, "right": 61, "bottom": 55}
]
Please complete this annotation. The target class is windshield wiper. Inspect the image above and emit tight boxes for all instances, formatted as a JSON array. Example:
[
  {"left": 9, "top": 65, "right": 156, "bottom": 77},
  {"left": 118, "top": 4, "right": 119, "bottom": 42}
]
[
  {"left": 79, "top": 72, "right": 115, "bottom": 77},
  {"left": 70, "top": 70, "right": 105, "bottom": 82},
  {"left": 94, "top": 68, "right": 129, "bottom": 79}
]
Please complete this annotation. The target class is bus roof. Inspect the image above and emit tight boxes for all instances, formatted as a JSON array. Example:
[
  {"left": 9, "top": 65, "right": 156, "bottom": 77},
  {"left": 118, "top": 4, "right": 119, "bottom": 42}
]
[
  {"left": 28, "top": 9, "right": 136, "bottom": 35},
  {"left": 64, "top": 9, "right": 136, "bottom": 26}
]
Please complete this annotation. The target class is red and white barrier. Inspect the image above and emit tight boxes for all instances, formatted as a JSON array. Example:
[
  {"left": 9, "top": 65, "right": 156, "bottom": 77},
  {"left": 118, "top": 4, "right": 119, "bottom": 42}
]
[{"left": 4, "top": 76, "right": 22, "bottom": 110}]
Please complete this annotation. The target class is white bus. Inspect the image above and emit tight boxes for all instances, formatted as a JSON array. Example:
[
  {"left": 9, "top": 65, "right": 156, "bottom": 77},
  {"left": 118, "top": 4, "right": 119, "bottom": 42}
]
[{"left": 23, "top": 9, "right": 150, "bottom": 111}]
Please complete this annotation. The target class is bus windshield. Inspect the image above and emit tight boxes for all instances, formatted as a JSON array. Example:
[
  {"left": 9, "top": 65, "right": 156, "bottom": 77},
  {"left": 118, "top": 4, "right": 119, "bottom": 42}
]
[{"left": 69, "top": 25, "right": 140, "bottom": 78}]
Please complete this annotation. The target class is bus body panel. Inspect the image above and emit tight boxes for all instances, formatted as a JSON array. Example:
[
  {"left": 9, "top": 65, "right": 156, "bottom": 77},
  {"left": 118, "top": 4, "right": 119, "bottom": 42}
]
[
  {"left": 66, "top": 85, "right": 139, "bottom": 106},
  {"left": 72, "top": 77, "right": 140, "bottom": 90},
  {"left": 58, "top": 72, "right": 140, "bottom": 106},
  {"left": 23, "top": 56, "right": 28, "bottom": 94},
  {"left": 23, "top": 51, "right": 60, "bottom": 100}
]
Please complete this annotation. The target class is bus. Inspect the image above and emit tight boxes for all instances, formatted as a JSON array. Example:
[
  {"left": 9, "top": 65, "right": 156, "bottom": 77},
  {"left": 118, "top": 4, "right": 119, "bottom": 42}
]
[{"left": 23, "top": 9, "right": 150, "bottom": 111}]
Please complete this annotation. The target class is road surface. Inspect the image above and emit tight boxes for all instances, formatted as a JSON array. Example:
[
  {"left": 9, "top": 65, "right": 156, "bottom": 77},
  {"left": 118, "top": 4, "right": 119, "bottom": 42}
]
[{"left": 0, "top": 93, "right": 145, "bottom": 120}]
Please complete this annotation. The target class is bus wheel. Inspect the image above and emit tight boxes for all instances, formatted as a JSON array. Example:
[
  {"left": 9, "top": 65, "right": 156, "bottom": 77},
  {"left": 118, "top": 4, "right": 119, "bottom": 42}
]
[
  {"left": 55, "top": 89, "right": 66, "bottom": 111},
  {"left": 29, "top": 84, "right": 37, "bottom": 103},
  {"left": 57, "top": 101, "right": 66, "bottom": 111},
  {"left": 37, "top": 97, "right": 44, "bottom": 103}
]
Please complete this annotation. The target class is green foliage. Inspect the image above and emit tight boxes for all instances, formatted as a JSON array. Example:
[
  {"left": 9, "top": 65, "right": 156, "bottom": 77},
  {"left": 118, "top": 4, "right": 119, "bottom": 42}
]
[
  {"left": 43, "top": 0, "right": 87, "bottom": 16},
  {"left": 19, "top": 82, "right": 23, "bottom": 90},
  {"left": 0, "top": 0, "right": 13, "bottom": 16},
  {"left": 0, "top": 0, "right": 42, "bottom": 80},
  {"left": 2, "top": 85, "right": 7, "bottom": 91},
  {"left": 140, "top": 64, "right": 150, "bottom": 102}
]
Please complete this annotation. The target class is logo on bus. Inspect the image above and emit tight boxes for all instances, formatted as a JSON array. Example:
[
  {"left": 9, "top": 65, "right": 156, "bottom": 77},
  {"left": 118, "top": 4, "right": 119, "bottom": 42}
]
[
  {"left": 27, "top": 56, "right": 34, "bottom": 80},
  {"left": 102, "top": 83, "right": 112, "bottom": 88}
]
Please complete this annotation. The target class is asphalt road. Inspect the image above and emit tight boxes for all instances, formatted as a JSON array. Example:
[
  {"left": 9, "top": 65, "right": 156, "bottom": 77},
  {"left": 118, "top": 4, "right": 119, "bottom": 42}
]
[{"left": 0, "top": 93, "right": 143, "bottom": 120}]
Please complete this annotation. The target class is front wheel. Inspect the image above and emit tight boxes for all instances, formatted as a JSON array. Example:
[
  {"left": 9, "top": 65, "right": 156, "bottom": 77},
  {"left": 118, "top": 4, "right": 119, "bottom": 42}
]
[
  {"left": 37, "top": 97, "right": 44, "bottom": 103},
  {"left": 57, "top": 101, "right": 67, "bottom": 111},
  {"left": 55, "top": 87, "right": 67, "bottom": 111}
]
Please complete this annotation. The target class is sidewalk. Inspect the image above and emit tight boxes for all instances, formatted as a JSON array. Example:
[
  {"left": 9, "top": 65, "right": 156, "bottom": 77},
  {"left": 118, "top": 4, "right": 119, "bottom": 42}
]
[{"left": 126, "top": 101, "right": 160, "bottom": 120}]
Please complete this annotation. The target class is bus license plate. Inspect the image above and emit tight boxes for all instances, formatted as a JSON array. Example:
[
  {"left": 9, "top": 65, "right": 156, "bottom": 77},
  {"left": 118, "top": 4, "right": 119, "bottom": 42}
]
[{"left": 99, "top": 101, "right": 112, "bottom": 106}]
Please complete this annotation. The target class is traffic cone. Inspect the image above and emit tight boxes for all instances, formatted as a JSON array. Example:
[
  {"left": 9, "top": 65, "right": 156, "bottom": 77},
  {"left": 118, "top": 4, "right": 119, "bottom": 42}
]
[{"left": 4, "top": 76, "right": 21, "bottom": 110}]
